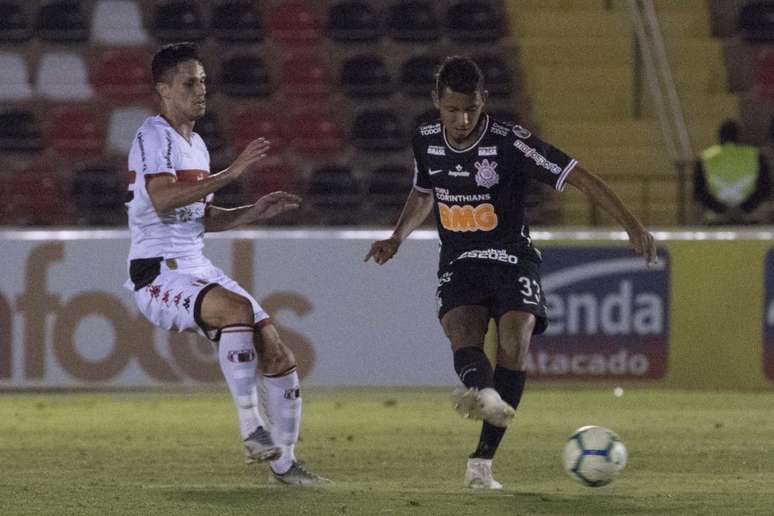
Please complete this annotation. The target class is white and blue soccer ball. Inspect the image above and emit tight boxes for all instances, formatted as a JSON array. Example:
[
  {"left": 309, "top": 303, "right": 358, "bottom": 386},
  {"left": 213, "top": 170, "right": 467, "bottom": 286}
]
[{"left": 562, "top": 425, "right": 627, "bottom": 487}]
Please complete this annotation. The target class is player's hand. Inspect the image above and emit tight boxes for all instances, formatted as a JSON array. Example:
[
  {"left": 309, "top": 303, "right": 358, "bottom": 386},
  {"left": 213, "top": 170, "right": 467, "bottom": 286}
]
[
  {"left": 249, "top": 191, "right": 302, "bottom": 220},
  {"left": 228, "top": 138, "right": 271, "bottom": 179},
  {"left": 364, "top": 235, "right": 401, "bottom": 265},
  {"left": 628, "top": 225, "right": 657, "bottom": 265}
]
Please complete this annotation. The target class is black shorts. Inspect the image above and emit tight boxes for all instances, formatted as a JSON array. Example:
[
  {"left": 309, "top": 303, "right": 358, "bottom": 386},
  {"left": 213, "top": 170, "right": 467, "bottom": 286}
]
[{"left": 436, "top": 259, "right": 548, "bottom": 334}]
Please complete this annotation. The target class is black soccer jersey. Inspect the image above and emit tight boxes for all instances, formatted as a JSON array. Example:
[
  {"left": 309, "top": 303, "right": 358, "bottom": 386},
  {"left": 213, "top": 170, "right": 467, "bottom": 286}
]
[{"left": 412, "top": 114, "right": 578, "bottom": 267}]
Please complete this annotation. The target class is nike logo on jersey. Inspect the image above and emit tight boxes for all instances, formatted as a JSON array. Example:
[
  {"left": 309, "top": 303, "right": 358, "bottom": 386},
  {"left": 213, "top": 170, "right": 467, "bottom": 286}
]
[{"left": 429, "top": 168, "right": 443, "bottom": 175}]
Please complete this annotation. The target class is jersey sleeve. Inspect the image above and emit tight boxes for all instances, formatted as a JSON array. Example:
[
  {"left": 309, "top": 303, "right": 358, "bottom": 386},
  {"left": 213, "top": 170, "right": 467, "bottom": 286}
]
[
  {"left": 411, "top": 132, "right": 432, "bottom": 193},
  {"left": 510, "top": 127, "right": 577, "bottom": 192},
  {"left": 128, "top": 125, "right": 177, "bottom": 182}
]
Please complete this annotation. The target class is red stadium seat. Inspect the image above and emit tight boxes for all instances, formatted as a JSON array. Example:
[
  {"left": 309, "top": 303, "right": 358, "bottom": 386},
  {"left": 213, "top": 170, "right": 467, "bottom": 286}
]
[
  {"left": 244, "top": 161, "right": 302, "bottom": 197},
  {"left": 93, "top": 48, "right": 153, "bottom": 104},
  {"left": 266, "top": 1, "right": 322, "bottom": 42},
  {"left": 47, "top": 104, "right": 105, "bottom": 156},
  {"left": 279, "top": 54, "right": 332, "bottom": 97},
  {"left": 228, "top": 108, "right": 286, "bottom": 156},
  {"left": 0, "top": 161, "right": 69, "bottom": 225},
  {"left": 285, "top": 111, "right": 345, "bottom": 155}
]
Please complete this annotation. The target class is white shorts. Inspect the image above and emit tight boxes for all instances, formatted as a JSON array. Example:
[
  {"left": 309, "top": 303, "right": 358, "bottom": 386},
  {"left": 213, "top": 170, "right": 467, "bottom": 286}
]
[{"left": 128, "top": 256, "right": 269, "bottom": 341}]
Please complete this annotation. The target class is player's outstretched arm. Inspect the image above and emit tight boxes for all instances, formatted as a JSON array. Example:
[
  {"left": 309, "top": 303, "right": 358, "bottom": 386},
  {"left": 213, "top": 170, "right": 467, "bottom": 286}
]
[
  {"left": 365, "top": 188, "right": 434, "bottom": 265},
  {"left": 566, "top": 165, "right": 658, "bottom": 265},
  {"left": 204, "top": 191, "right": 302, "bottom": 232},
  {"left": 147, "top": 138, "right": 271, "bottom": 213}
]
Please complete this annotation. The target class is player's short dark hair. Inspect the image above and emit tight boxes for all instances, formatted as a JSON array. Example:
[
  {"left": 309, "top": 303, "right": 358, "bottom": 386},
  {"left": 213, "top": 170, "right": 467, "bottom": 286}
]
[
  {"left": 719, "top": 119, "right": 739, "bottom": 144},
  {"left": 151, "top": 42, "right": 200, "bottom": 84},
  {"left": 435, "top": 56, "right": 485, "bottom": 98}
]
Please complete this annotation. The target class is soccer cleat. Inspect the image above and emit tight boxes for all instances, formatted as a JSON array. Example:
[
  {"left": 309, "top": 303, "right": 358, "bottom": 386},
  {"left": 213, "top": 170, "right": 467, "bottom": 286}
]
[
  {"left": 243, "top": 426, "right": 281, "bottom": 464},
  {"left": 452, "top": 387, "right": 515, "bottom": 428},
  {"left": 271, "top": 462, "right": 331, "bottom": 486},
  {"left": 464, "top": 458, "right": 503, "bottom": 490}
]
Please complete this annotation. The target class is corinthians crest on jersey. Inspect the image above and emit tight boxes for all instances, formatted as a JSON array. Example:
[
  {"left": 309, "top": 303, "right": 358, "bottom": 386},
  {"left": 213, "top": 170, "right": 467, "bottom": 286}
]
[{"left": 412, "top": 114, "right": 578, "bottom": 266}]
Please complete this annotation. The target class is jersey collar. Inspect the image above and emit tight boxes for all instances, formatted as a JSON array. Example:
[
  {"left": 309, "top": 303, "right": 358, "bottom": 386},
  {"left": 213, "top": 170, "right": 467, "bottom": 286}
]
[{"left": 442, "top": 115, "right": 489, "bottom": 154}]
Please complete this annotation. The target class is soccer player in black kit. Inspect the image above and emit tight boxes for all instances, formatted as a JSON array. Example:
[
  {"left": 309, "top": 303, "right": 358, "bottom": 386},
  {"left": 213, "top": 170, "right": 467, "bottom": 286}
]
[{"left": 365, "top": 56, "right": 657, "bottom": 489}]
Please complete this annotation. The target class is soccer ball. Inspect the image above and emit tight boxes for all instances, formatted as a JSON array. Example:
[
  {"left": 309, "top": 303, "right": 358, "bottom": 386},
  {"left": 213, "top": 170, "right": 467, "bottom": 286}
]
[{"left": 562, "top": 425, "right": 627, "bottom": 487}]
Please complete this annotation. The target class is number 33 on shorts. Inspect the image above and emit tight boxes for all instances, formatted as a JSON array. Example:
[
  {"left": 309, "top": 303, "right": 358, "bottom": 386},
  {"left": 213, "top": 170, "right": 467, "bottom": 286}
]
[{"left": 518, "top": 276, "right": 541, "bottom": 305}]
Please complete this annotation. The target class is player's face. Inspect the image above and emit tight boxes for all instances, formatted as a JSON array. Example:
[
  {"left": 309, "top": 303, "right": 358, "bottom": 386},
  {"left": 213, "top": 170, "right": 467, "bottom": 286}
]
[
  {"left": 433, "top": 87, "right": 486, "bottom": 145},
  {"left": 161, "top": 60, "right": 207, "bottom": 121}
]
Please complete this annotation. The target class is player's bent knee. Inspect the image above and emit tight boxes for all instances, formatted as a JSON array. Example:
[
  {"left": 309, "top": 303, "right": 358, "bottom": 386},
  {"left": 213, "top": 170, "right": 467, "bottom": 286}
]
[{"left": 200, "top": 287, "right": 255, "bottom": 328}]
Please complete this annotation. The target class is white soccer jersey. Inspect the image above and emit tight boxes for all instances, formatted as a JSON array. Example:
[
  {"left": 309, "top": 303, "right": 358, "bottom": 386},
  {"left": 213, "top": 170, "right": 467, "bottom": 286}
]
[{"left": 127, "top": 115, "right": 212, "bottom": 260}]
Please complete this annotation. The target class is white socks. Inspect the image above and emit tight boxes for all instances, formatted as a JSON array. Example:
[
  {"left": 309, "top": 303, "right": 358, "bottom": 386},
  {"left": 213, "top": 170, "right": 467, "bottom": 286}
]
[
  {"left": 263, "top": 369, "right": 302, "bottom": 474},
  {"left": 218, "top": 325, "right": 265, "bottom": 440}
]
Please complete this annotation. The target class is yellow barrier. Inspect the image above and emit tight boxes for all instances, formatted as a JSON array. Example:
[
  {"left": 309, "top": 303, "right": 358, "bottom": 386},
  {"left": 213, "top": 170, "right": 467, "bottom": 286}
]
[{"left": 484, "top": 231, "right": 773, "bottom": 390}]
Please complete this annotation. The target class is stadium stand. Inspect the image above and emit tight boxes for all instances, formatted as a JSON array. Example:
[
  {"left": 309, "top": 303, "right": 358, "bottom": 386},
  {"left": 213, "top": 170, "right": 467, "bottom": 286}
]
[
  {"left": 210, "top": 0, "right": 263, "bottom": 42},
  {"left": 91, "top": 0, "right": 150, "bottom": 46},
  {"left": 327, "top": 1, "right": 382, "bottom": 43},
  {"left": 0, "top": 51, "right": 33, "bottom": 102},
  {"left": 0, "top": 1, "right": 32, "bottom": 42},
  {"left": 151, "top": 0, "right": 206, "bottom": 42},
  {"left": 7, "top": 0, "right": 757, "bottom": 227},
  {"left": 47, "top": 104, "right": 105, "bottom": 156},
  {"left": 36, "top": 51, "right": 95, "bottom": 101},
  {"left": 387, "top": 0, "right": 441, "bottom": 42},
  {"left": 37, "top": 0, "right": 89, "bottom": 42}
]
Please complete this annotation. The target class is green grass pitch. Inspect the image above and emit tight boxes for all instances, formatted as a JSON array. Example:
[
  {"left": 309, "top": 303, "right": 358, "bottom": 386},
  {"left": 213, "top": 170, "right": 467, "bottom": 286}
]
[{"left": 1, "top": 388, "right": 772, "bottom": 515}]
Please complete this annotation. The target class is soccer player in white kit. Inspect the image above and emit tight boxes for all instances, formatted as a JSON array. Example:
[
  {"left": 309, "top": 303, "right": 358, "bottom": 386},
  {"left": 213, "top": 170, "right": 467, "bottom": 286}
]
[{"left": 125, "top": 42, "right": 327, "bottom": 485}]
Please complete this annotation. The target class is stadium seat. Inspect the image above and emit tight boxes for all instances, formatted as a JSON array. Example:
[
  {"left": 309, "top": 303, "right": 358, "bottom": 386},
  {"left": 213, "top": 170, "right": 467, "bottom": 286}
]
[
  {"left": 446, "top": 0, "right": 505, "bottom": 43},
  {"left": 0, "top": 52, "right": 33, "bottom": 102},
  {"left": 340, "top": 55, "right": 394, "bottom": 98},
  {"left": 228, "top": 108, "right": 285, "bottom": 156},
  {"left": 367, "top": 163, "right": 411, "bottom": 209},
  {"left": 400, "top": 55, "right": 442, "bottom": 97},
  {"left": 739, "top": 1, "right": 774, "bottom": 43},
  {"left": 279, "top": 54, "right": 332, "bottom": 97},
  {"left": 47, "top": 104, "right": 105, "bottom": 156},
  {"left": 0, "top": 1, "right": 32, "bottom": 42},
  {"left": 754, "top": 46, "right": 774, "bottom": 97},
  {"left": 0, "top": 162, "right": 68, "bottom": 225},
  {"left": 195, "top": 112, "right": 225, "bottom": 154},
  {"left": 307, "top": 165, "right": 361, "bottom": 224},
  {"left": 244, "top": 162, "right": 302, "bottom": 197},
  {"left": 327, "top": 1, "right": 381, "bottom": 42},
  {"left": 106, "top": 105, "right": 152, "bottom": 156},
  {"left": 91, "top": 0, "right": 150, "bottom": 46},
  {"left": 220, "top": 54, "right": 272, "bottom": 97},
  {"left": 387, "top": 0, "right": 441, "bottom": 42},
  {"left": 286, "top": 111, "right": 345, "bottom": 155},
  {"left": 351, "top": 109, "right": 405, "bottom": 151},
  {"left": 93, "top": 48, "right": 153, "bottom": 103},
  {"left": 266, "top": 1, "right": 322, "bottom": 42},
  {"left": 152, "top": 0, "right": 206, "bottom": 42},
  {"left": 474, "top": 54, "right": 513, "bottom": 97},
  {"left": 71, "top": 163, "right": 125, "bottom": 225},
  {"left": 36, "top": 0, "right": 89, "bottom": 42},
  {"left": 35, "top": 51, "right": 95, "bottom": 101},
  {"left": 211, "top": 0, "right": 263, "bottom": 42},
  {"left": 0, "top": 109, "right": 43, "bottom": 151}
]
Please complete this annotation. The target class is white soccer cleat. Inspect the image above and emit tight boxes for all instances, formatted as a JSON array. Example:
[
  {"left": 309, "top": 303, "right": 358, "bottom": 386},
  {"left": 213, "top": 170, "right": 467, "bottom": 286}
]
[
  {"left": 243, "top": 426, "right": 281, "bottom": 464},
  {"left": 464, "top": 458, "right": 503, "bottom": 490},
  {"left": 452, "top": 387, "right": 515, "bottom": 428},
  {"left": 271, "top": 462, "right": 331, "bottom": 486}
]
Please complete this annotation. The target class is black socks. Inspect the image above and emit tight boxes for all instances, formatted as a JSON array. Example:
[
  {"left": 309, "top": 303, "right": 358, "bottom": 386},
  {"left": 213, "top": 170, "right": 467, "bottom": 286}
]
[
  {"left": 453, "top": 346, "right": 494, "bottom": 390},
  {"left": 470, "top": 366, "right": 527, "bottom": 460}
]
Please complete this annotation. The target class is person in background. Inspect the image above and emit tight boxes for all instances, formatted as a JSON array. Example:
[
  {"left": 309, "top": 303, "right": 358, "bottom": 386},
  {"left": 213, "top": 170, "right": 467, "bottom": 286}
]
[{"left": 694, "top": 119, "right": 771, "bottom": 224}]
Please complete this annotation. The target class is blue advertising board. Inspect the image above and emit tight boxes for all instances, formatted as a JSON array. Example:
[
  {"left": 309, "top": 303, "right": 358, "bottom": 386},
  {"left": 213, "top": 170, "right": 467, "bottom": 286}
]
[{"left": 530, "top": 247, "right": 670, "bottom": 380}]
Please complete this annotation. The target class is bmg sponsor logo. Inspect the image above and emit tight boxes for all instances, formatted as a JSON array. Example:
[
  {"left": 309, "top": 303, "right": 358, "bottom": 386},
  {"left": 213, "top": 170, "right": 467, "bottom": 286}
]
[
  {"left": 763, "top": 251, "right": 774, "bottom": 380},
  {"left": 530, "top": 248, "right": 670, "bottom": 380}
]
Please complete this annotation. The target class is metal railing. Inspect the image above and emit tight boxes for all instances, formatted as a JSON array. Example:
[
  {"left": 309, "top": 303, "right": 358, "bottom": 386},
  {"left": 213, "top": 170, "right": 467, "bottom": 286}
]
[{"left": 626, "top": 0, "right": 694, "bottom": 224}]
